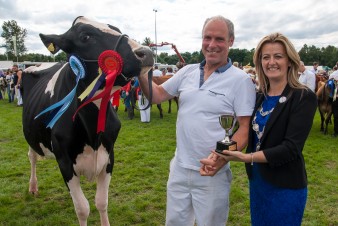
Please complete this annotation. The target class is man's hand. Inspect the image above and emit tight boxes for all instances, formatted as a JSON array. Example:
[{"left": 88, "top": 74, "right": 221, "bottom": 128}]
[{"left": 200, "top": 152, "right": 228, "bottom": 176}]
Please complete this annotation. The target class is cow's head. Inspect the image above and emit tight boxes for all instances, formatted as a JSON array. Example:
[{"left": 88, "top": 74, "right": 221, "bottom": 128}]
[{"left": 39, "top": 16, "right": 154, "bottom": 85}]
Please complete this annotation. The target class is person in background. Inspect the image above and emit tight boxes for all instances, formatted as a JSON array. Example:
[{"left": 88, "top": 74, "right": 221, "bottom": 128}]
[
  {"left": 0, "top": 70, "right": 5, "bottom": 100},
  {"left": 6, "top": 69, "right": 14, "bottom": 103},
  {"left": 12, "top": 65, "right": 23, "bottom": 106},
  {"left": 202, "top": 32, "right": 317, "bottom": 226},
  {"left": 120, "top": 79, "right": 135, "bottom": 119},
  {"left": 161, "top": 68, "right": 166, "bottom": 76},
  {"left": 310, "top": 61, "right": 319, "bottom": 75},
  {"left": 298, "top": 60, "right": 316, "bottom": 92},
  {"left": 153, "top": 65, "right": 162, "bottom": 77},
  {"left": 329, "top": 67, "right": 338, "bottom": 137},
  {"left": 166, "top": 67, "right": 174, "bottom": 76},
  {"left": 233, "top": 61, "right": 239, "bottom": 67},
  {"left": 134, "top": 78, "right": 151, "bottom": 123},
  {"left": 138, "top": 15, "right": 255, "bottom": 226}
]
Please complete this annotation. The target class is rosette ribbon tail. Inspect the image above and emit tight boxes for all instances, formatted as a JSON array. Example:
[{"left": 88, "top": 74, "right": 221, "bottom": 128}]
[{"left": 34, "top": 55, "right": 86, "bottom": 129}]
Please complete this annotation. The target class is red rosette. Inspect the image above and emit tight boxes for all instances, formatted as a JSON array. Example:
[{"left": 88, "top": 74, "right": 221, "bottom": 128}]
[{"left": 98, "top": 50, "right": 123, "bottom": 75}]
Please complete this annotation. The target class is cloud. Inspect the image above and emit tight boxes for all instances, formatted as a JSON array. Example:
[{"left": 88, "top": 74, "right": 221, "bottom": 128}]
[{"left": 0, "top": 0, "right": 337, "bottom": 56}]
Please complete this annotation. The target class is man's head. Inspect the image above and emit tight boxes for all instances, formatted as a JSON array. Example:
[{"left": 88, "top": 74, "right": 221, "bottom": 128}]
[
  {"left": 201, "top": 16, "right": 234, "bottom": 67},
  {"left": 12, "top": 64, "right": 18, "bottom": 72},
  {"left": 299, "top": 61, "right": 306, "bottom": 73},
  {"left": 313, "top": 62, "right": 319, "bottom": 70}
]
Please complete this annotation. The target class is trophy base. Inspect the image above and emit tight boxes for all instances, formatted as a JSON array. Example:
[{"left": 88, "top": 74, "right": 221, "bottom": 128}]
[{"left": 215, "top": 140, "right": 237, "bottom": 154}]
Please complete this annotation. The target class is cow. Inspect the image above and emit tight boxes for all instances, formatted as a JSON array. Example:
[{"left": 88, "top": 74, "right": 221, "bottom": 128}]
[
  {"left": 316, "top": 80, "right": 334, "bottom": 134},
  {"left": 21, "top": 16, "right": 154, "bottom": 226}
]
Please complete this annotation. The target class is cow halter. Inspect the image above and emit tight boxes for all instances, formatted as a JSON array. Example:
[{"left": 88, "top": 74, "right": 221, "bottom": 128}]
[{"left": 81, "top": 34, "right": 132, "bottom": 82}]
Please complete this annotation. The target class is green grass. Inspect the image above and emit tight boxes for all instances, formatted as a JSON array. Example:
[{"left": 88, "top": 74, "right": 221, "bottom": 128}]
[{"left": 0, "top": 98, "right": 337, "bottom": 226}]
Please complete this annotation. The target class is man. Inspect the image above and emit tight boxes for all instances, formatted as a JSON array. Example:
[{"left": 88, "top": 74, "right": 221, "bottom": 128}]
[
  {"left": 298, "top": 61, "right": 316, "bottom": 92},
  {"left": 152, "top": 65, "right": 162, "bottom": 77},
  {"left": 138, "top": 16, "right": 255, "bottom": 226},
  {"left": 12, "top": 65, "right": 23, "bottom": 106},
  {"left": 329, "top": 69, "right": 338, "bottom": 137},
  {"left": 310, "top": 61, "right": 319, "bottom": 75}
]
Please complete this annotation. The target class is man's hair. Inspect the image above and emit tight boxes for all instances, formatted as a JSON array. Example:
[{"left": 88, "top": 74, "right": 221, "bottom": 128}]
[{"left": 202, "top": 15, "right": 234, "bottom": 40}]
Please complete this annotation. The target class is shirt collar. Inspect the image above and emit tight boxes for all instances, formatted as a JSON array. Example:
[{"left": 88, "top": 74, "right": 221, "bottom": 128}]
[{"left": 199, "top": 58, "right": 233, "bottom": 73}]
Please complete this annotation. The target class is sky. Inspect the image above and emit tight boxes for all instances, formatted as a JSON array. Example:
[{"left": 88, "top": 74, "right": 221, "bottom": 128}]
[{"left": 0, "top": 0, "right": 338, "bottom": 57}]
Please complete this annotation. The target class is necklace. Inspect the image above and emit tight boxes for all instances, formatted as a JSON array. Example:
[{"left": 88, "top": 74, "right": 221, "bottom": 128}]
[
  {"left": 259, "top": 106, "right": 274, "bottom": 116},
  {"left": 252, "top": 105, "right": 275, "bottom": 151}
]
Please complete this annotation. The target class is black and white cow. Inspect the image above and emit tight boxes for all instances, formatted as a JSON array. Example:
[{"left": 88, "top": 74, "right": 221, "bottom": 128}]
[{"left": 22, "top": 16, "right": 153, "bottom": 226}]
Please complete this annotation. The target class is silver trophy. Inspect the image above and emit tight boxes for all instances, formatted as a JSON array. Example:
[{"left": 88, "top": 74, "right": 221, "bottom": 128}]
[{"left": 216, "top": 114, "right": 237, "bottom": 154}]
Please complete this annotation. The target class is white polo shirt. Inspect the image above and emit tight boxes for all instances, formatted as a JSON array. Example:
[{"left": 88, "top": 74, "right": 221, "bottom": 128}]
[{"left": 162, "top": 62, "right": 256, "bottom": 170}]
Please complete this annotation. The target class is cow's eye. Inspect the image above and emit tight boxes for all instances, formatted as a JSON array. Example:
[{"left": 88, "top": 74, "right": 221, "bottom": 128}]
[{"left": 81, "top": 34, "right": 90, "bottom": 42}]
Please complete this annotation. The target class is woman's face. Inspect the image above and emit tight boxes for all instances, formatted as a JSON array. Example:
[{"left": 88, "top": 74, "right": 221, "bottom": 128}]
[{"left": 261, "top": 42, "right": 290, "bottom": 83}]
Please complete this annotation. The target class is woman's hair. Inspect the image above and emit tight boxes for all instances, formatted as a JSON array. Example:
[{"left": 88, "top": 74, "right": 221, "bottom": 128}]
[{"left": 253, "top": 32, "right": 305, "bottom": 95}]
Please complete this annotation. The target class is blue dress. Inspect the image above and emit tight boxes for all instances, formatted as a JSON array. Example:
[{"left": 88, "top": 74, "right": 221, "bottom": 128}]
[{"left": 250, "top": 95, "right": 307, "bottom": 226}]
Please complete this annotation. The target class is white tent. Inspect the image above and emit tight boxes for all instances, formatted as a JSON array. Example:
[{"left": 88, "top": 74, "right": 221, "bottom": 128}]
[{"left": 0, "top": 61, "right": 13, "bottom": 71}]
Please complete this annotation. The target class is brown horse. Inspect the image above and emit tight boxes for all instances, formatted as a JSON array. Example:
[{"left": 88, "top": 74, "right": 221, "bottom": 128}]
[
  {"left": 152, "top": 75, "right": 179, "bottom": 118},
  {"left": 316, "top": 80, "right": 333, "bottom": 134}
]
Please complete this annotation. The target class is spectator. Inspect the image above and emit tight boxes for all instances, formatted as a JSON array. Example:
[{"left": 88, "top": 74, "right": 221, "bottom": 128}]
[
  {"left": 0, "top": 70, "right": 5, "bottom": 100},
  {"left": 310, "top": 61, "right": 319, "bottom": 75},
  {"left": 6, "top": 69, "right": 14, "bottom": 103},
  {"left": 12, "top": 65, "right": 23, "bottom": 106},
  {"left": 153, "top": 66, "right": 162, "bottom": 77},
  {"left": 166, "top": 67, "right": 174, "bottom": 76},
  {"left": 298, "top": 60, "right": 316, "bottom": 92},
  {"left": 329, "top": 68, "right": 338, "bottom": 137}
]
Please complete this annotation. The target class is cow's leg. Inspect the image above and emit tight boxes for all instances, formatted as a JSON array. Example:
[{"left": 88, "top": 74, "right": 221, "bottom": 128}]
[
  {"left": 28, "top": 147, "right": 38, "bottom": 194},
  {"left": 168, "top": 99, "right": 172, "bottom": 113},
  {"left": 68, "top": 176, "right": 90, "bottom": 226},
  {"left": 95, "top": 168, "right": 112, "bottom": 226},
  {"left": 157, "top": 104, "right": 163, "bottom": 118}
]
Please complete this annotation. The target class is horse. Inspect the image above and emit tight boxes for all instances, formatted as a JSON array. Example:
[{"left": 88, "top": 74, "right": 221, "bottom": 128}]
[
  {"left": 152, "top": 75, "right": 179, "bottom": 118},
  {"left": 316, "top": 79, "right": 334, "bottom": 134}
]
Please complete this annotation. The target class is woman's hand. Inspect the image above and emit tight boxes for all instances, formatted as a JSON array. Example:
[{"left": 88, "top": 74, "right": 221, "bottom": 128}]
[{"left": 212, "top": 150, "right": 249, "bottom": 163}]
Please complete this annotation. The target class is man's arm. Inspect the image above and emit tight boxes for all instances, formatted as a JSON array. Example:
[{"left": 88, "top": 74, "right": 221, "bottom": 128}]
[{"left": 138, "top": 72, "right": 174, "bottom": 104}]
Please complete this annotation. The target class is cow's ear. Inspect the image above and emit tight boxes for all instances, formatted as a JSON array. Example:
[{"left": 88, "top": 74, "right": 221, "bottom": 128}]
[{"left": 39, "top": 34, "right": 62, "bottom": 54}]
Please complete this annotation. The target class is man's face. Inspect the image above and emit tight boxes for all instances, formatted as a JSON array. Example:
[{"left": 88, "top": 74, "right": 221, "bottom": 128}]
[
  {"left": 12, "top": 66, "right": 18, "bottom": 72},
  {"left": 202, "top": 19, "right": 233, "bottom": 67}
]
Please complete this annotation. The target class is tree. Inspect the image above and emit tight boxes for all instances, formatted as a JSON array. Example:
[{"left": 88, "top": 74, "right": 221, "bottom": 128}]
[
  {"left": 142, "top": 37, "right": 153, "bottom": 46},
  {"left": 1, "top": 20, "right": 27, "bottom": 58}
]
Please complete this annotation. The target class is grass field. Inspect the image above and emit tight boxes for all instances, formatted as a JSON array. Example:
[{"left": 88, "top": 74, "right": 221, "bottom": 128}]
[{"left": 0, "top": 98, "right": 337, "bottom": 226}]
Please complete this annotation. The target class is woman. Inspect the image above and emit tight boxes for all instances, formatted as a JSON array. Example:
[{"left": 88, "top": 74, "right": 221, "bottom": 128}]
[{"left": 203, "top": 33, "right": 317, "bottom": 225}]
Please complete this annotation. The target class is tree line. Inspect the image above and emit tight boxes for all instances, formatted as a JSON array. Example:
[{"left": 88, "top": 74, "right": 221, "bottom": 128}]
[{"left": 1, "top": 20, "right": 338, "bottom": 69}]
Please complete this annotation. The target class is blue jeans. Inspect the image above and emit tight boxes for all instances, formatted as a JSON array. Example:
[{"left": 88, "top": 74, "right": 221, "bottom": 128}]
[{"left": 7, "top": 85, "right": 12, "bottom": 102}]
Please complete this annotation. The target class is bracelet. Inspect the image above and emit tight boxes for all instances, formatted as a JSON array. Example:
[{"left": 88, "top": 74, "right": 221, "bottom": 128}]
[{"left": 251, "top": 152, "right": 254, "bottom": 165}]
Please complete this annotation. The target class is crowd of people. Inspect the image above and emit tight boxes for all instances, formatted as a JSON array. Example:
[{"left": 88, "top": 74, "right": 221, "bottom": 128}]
[{"left": 0, "top": 64, "right": 23, "bottom": 106}]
